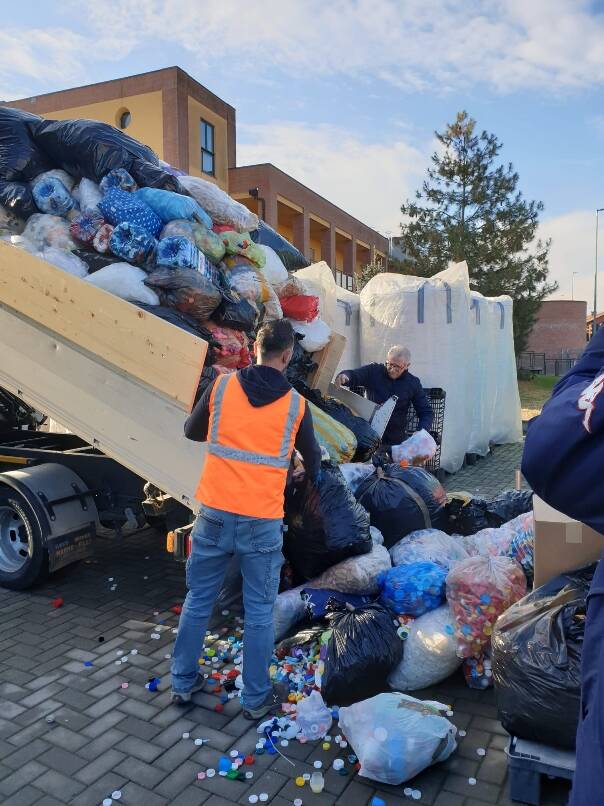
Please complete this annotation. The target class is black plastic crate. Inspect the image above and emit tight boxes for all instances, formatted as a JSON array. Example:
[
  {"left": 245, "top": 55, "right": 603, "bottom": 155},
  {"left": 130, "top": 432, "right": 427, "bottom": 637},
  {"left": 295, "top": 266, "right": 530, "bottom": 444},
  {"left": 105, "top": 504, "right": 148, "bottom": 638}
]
[
  {"left": 405, "top": 387, "right": 446, "bottom": 475},
  {"left": 506, "top": 736, "right": 574, "bottom": 805}
]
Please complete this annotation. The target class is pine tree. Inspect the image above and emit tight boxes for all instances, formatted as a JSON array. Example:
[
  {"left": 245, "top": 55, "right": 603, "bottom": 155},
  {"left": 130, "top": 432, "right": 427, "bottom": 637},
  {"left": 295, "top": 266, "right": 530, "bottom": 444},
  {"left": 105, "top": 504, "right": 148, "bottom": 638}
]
[{"left": 400, "top": 111, "right": 557, "bottom": 352}]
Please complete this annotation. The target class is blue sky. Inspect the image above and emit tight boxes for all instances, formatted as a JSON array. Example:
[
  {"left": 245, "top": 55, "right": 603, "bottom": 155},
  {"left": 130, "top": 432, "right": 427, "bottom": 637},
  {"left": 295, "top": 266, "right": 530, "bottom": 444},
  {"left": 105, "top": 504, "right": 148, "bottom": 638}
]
[{"left": 2, "top": 0, "right": 604, "bottom": 305}]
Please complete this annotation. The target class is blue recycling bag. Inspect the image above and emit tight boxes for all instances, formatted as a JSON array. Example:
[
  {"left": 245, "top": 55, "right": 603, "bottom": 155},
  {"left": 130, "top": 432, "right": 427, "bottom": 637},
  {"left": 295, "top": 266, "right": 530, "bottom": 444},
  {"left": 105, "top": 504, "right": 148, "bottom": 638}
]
[
  {"left": 134, "top": 187, "right": 212, "bottom": 228},
  {"left": 378, "top": 562, "right": 446, "bottom": 617},
  {"left": 99, "top": 187, "right": 162, "bottom": 237},
  {"left": 110, "top": 221, "right": 157, "bottom": 265},
  {"left": 156, "top": 236, "right": 202, "bottom": 271},
  {"left": 32, "top": 176, "right": 75, "bottom": 216}
]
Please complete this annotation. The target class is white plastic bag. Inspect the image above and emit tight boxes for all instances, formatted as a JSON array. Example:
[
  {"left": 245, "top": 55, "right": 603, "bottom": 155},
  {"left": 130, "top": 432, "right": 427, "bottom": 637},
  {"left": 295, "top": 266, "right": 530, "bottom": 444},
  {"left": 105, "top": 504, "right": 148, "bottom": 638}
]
[
  {"left": 85, "top": 263, "right": 160, "bottom": 305},
  {"left": 370, "top": 526, "right": 384, "bottom": 546},
  {"left": 391, "top": 429, "right": 437, "bottom": 466},
  {"left": 295, "top": 262, "right": 337, "bottom": 328},
  {"left": 290, "top": 317, "right": 331, "bottom": 352},
  {"left": 295, "top": 690, "right": 332, "bottom": 741},
  {"left": 42, "top": 247, "right": 88, "bottom": 278},
  {"left": 339, "top": 462, "right": 375, "bottom": 494},
  {"left": 388, "top": 606, "right": 461, "bottom": 691},
  {"left": 309, "top": 544, "right": 391, "bottom": 595},
  {"left": 179, "top": 175, "right": 259, "bottom": 232},
  {"left": 274, "top": 586, "right": 306, "bottom": 641},
  {"left": 1, "top": 234, "right": 39, "bottom": 255},
  {"left": 257, "top": 244, "right": 288, "bottom": 286},
  {"left": 22, "top": 213, "right": 76, "bottom": 251},
  {"left": 339, "top": 692, "right": 457, "bottom": 785},
  {"left": 390, "top": 529, "right": 468, "bottom": 571},
  {"left": 73, "top": 178, "right": 103, "bottom": 211},
  {"left": 461, "top": 512, "right": 533, "bottom": 559}
]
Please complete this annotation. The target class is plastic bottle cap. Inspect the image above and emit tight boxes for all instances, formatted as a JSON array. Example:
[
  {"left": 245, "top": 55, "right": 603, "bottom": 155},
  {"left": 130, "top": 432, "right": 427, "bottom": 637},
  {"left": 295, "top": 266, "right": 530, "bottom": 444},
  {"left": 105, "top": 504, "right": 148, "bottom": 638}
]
[
  {"left": 340, "top": 741, "right": 348, "bottom": 749},
  {"left": 459, "top": 730, "right": 466, "bottom": 737},
  {"left": 294, "top": 800, "right": 303, "bottom": 806},
  {"left": 131, "top": 649, "right": 138, "bottom": 655},
  {"left": 404, "top": 788, "right": 413, "bottom": 796},
  {"left": 103, "top": 800, "right": 112, "bottom": 806},
  {"left": 259, "top": 795, "right": 269, "bottom": 802},
  {"left": 116, "top": 650, "right": 124, "bottom": 656},
  {"left": 332, "top": 759, "right": 344, "bottom": 771},
  {"left": 468, "top": 777, "right": 477, "bottom": 785},
  {"left": 246, "top": 771, "right": 254, "bottom": 779},
  {"left": 412, "top": 791, "right": 421, "bottom": 800},
  {"left": 313, "top": 760, "right": 322, "bottom": 769},
  {"left": 303, "top": 773, "right": 311, "bottom": 781},
  {"left": 197, "top": 772, "right": 206, "bottom": 780},
  {"left": 446, "top": 710, "right": 454, "bottom": 717},
  {"left": 111, "top": 793, "right": 122, "bottom": 801},
  {"left": 295, "top": 776, "right": 305, "bottom": 787},
  {"left": 182, "top": 732, "right": 190, "bottom": 739},
  {"left": 477, "top": 748, "right": 486, "bottom": 756},
  {"left": 206, "top": 769, "right": 216, "bottom": 778},
  {"left": 230, "top": 750, "right": 239, "bottom": 758},
  {"left": 280, "top": 740, "right": 289, "bottom": 747},
  {"left": 249, "top": 797, "right": 258, "bottom": 804}
]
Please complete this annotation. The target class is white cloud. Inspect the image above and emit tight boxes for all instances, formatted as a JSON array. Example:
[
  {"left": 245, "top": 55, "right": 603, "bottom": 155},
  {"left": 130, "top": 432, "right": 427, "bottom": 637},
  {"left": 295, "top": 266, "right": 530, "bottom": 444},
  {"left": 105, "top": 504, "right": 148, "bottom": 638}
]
[
  {"left": 539, "top": 209, "right": 602, "bottom": 312},
  {"left": 237, "top": 121, "right": 427, "bottom": 233}
]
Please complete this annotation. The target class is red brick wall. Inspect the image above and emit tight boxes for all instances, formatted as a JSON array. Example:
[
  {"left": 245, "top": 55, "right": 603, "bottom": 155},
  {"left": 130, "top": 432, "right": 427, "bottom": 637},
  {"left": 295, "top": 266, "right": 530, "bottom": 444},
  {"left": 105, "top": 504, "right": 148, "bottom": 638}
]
[{"left": 527, "top": 300, "right": 587, "bottom": 358}]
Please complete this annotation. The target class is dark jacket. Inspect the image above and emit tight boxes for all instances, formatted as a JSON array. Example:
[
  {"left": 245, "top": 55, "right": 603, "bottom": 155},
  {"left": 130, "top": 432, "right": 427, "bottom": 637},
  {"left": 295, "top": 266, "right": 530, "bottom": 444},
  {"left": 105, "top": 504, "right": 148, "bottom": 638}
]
[
  {"left": 522, "top": 328, "right": 604, "bottom": 534},
  {"left": 185, "top": 365, "right": 322, "bottom": 482},
  {"left": 342, "top": 362, "right": 432, "bottom": 446}
]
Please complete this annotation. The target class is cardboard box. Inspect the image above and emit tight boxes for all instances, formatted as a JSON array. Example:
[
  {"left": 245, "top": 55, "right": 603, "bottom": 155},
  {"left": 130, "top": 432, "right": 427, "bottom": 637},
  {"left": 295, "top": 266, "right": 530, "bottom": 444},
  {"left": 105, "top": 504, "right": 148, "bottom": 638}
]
[{"left": 533, "top": 495, "right": 604, "bottom": 588}]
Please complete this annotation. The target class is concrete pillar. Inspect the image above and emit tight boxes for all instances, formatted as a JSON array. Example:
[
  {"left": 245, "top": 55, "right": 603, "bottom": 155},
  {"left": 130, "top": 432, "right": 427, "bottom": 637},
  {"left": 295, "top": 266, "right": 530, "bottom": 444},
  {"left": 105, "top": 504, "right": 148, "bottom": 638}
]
[
  {"left": 320, "top": 226, "right": 336, "bottom": 272},
  {"left": 344, "top": 238, "right": 357, "bottom": 277},
  {"left": 293, "top": 210, "right": 310, "bottom": 259}
]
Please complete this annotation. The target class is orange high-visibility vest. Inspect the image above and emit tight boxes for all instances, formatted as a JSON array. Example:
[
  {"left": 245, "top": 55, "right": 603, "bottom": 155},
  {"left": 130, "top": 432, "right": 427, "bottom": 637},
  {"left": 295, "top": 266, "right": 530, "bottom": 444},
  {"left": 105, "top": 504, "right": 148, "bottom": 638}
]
[{"left": 195, "top": 372, "right": 305, "bottom": 519}]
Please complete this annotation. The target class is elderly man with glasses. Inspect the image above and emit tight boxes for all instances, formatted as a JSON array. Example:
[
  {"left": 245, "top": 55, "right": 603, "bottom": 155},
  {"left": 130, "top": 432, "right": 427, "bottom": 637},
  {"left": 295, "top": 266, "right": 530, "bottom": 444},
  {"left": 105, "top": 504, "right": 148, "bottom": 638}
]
[{"left": 335, "top": 346, "right": 432, "bottom": 448}]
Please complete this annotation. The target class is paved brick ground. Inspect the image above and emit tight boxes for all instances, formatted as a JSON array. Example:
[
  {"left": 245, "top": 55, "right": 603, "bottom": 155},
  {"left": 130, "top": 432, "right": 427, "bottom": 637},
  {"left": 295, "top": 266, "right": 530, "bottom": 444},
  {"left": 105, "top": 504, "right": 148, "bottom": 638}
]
[{"left": 0, "top": 442, "right": 571, "bottom": 806}]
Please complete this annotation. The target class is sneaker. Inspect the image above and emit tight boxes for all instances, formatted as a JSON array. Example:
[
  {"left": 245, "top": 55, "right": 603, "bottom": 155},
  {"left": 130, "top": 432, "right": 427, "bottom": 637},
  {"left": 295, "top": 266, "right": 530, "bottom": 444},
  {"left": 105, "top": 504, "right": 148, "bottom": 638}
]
[
  {"left": 171, "top": 673, "right": 207, "bottom": 704},
  {"left": 242, "top": 682, "right": 289, "bottom": 721}
]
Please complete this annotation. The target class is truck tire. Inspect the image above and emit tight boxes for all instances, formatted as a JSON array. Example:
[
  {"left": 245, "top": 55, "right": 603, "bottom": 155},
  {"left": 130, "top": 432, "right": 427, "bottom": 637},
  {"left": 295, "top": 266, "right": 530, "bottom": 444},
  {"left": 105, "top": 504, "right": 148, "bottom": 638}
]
[{"left": 0, "top": 487, "right": 48, "bottom": 590}]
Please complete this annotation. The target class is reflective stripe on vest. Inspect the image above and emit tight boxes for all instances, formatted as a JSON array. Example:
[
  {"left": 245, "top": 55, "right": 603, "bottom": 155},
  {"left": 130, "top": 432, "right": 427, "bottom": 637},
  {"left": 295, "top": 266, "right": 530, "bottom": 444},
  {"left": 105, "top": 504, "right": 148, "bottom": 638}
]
[{"left": 208, "top": 374, "right": 301, "bottom": 469}]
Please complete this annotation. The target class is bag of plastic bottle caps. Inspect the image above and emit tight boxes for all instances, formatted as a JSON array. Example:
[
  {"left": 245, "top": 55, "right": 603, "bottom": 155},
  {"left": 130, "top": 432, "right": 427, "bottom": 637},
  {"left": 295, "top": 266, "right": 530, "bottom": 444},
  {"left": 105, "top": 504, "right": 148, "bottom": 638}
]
[
  {"left": 310, "top": 543, "right": 391, "bottom": 596},
  {"left": 389, "top": 529, "right": 468, "bottom": 571},
  {"left": 295, "top": 690, "right": 332, "bottom": 740},
  {"left": 191, "top": 221, "right": 226, "bottom": 263},
  {"left": 22, "top": 214, "right": 75, "bottom": 251},
  {"left": 99, "top": 188, "right": 162, "bottom": 237},
  {"left": 446, "top": 555, "right": 527, "bottom": 658},
  {"left": 274, "top": 586, "right": 307, "bottom": 641},
  {"left": 156, "top": 236, "right": 202, "bottom": 271},
  {"left": 388, "top": 605, "right": 461, "bottom": 691},
  {"left": 461, "top": 512, "right": 534, "bottom": 561},
  {"left": 135, "top": 187, "right": 212, "bottom": 228},
  {"left": 32, "top": 168, "right": 75, "bottom": 193},
  {"left": 308, "top": 403, "right": 357, "bottom": 464},
  {"left": 179, "top": 174, "right": 259, "bottom": 232},
  {"left": 200, "top": 321, "right": 251, "bottom": 369},
  {"left": 100, "top": 168, "right": 138, "bottom": 194},
  {"left": 378, "top": 562, "right": 447, "bottom": 617},
  {"left": 144, "top": 267, "right": 221, "bottom": 322},
  {"left": 463, "top": 649, "right": 493, "bottom": 690},
  {"left": 93, "top": 223, "right": 113, "bottom": 254},
  {"left": 322, "top": 601, "right": 402, "bottom": 706},
  {"left": 339, "top": 692, "right": 457, "bottom": 785},
  {"left": 507, "top": 512, "right": 534, "bottom": 580},
  {"left": 110, "top": 221, "right": 157, "bottom": 265},
  {"left": 69, "top": 210, "right": 105, "bottom": 244},
  {"left": 73, "top": 177, "right": 102, "bottom": 211},
  {"left": 32, "top": 175, "right": 76, "bottom": 216},
  {"left": 447, "top": 489, "right": 533, "bottom": 536},
  {"left": 160, "top": 219, "right": 196, "bottom": 244},
  {"left": 391, "top": 429, "right": 437, "bottom": 467}
]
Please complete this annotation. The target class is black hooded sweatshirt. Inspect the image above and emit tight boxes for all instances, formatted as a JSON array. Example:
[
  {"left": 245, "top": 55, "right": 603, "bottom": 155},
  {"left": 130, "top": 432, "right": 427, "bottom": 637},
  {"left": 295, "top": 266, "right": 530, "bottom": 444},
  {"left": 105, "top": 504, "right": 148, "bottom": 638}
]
[{"left": 184, "top": 365, "right": 321, "bottom": 482}]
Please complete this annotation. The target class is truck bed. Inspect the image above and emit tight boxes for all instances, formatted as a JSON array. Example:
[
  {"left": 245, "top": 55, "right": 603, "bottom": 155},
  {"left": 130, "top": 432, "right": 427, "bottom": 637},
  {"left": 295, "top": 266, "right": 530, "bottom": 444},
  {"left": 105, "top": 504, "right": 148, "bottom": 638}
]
[{"left": 0, "top": 242, "right": 208, "bottom": 509}]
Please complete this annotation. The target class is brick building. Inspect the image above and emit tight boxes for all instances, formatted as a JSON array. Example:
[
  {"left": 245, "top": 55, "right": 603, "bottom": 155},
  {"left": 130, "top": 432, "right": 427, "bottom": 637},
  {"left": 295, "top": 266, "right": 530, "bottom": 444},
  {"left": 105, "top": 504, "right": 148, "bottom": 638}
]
[
  {"left": 527, "top": 300, "right": 587, "bottom": 358},
  {"left": 6, "top": 67, "right": 387, "bottom": 288}
]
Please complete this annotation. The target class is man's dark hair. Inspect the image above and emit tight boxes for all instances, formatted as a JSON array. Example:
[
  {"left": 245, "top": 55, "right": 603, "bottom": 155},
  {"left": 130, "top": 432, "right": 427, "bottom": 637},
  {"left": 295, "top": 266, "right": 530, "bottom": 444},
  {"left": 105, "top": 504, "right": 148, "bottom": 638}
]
[{"left": 256, "top": 319, "right": 295, "bottom": 358}]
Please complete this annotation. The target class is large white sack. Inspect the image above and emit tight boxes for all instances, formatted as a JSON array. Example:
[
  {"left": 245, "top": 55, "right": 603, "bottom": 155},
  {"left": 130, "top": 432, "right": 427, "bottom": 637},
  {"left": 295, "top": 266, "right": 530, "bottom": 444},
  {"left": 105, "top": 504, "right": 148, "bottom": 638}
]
[
  {"left": 488, "top": 296, "right": 522, "bottom": 444},
  {"left": 359, "top": 261, "right": 473, "bottom": 473},
  {"left": 295, "top": 262, "right": 337, "bottom": 328},
  {"left": 179, "top": 175, "right": 259, "bottom": 232},
  {"left": 257, "top": 244, "right": 288, "bottom": 286},
  {"left": 335, "top": 286, "right": 361, "bottom": 373},
  {"left": 467, "top": 291, "right": 492, "bottom": 456},
  {"left": 274, "top": 586, "right": 306, "bottom": 641},
  {"left": 42, "top": 247, "right": 88, "bottom": 278},
  {"left": 309, "top": 544, "right": 391, "bottom": 595},
  {"left": 290, "top": 317, "right": 331, "bottom": 352},
  {"left": 85, "top": 264, "right": 160, "bottom": 306}
]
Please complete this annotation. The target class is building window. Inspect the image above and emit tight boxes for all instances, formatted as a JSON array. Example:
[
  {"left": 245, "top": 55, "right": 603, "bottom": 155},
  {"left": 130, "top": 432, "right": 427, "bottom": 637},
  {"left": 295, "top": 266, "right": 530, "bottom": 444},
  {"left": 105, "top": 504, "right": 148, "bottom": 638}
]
[
  {"left": 201, "top": 119, "right": 215, "bottom": 175},
  {"left": 309, "top": 247, "right": 316, "bottom": 262},
  {"left": 346, "top": 274, "right": 354, "bottom": 291},
  {"left": 336, "top": 271, "right": 343, "bottom": 287}
]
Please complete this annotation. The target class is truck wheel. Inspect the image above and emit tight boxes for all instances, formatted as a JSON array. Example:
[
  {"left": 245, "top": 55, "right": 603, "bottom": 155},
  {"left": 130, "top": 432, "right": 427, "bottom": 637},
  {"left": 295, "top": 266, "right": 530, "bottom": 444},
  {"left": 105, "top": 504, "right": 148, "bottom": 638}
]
[{"left": 0, "top": 487, "right": 47, "bottom": 590}]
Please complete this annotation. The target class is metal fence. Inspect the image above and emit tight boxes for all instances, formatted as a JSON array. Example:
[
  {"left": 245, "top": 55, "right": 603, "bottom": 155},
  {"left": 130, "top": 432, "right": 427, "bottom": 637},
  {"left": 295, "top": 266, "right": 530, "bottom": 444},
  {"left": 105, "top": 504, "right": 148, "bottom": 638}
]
[{"left": 517, "top": 352, "right": 578, "bottom": 377}]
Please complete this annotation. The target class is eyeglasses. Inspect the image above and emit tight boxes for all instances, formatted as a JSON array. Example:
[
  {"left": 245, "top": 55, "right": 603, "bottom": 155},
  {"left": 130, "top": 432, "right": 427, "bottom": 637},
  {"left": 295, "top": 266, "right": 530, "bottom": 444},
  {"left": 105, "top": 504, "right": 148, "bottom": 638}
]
[{"left": 386, "top": 361, "right": 407, "bottom": 371}]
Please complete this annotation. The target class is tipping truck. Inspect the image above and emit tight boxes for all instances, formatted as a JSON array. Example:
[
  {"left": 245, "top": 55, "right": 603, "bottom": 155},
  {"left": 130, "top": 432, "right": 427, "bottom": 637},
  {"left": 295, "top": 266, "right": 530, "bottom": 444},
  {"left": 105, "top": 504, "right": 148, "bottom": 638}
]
[{"left": 0, "top": 242, "right": 355, "bottom": 590}]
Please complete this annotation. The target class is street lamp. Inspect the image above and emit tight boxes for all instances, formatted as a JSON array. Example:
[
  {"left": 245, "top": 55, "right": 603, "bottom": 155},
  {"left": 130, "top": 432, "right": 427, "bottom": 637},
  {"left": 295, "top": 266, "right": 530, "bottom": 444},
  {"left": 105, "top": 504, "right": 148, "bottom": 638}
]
[
  {"left": 593, "top": 208, "right": 604, "bottom": 333},
  {"left": 572, "top": 271, "right": 578, "bottom": 300}
]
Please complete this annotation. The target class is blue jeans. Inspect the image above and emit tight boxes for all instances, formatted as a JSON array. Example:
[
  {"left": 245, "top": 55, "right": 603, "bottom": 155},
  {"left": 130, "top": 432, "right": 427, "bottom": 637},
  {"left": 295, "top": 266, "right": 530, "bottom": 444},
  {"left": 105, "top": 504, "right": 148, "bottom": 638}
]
[{"left": 171, "top": 505, "right": 284, "bottom": 709}]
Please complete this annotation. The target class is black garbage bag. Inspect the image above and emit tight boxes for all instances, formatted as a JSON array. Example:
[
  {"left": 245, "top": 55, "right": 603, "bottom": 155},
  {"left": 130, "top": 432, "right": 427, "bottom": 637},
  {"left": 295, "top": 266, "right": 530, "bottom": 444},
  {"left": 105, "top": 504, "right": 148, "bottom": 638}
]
[
  {"left": 492, "top": 564, "right": 593, "bottom": 749},
  {"left": 250, "top": 221, "right": 310, "bottom": 272},
  {"left": 322, "top": 601, "right": 403, "bottom": 706},
  {"left": 447, "top": 489, "right": 533, "bottom": 536},
  {"left": 356, "top": 464, "right": 448, "bottom": 549},
  {"left": 0, "top": 181, "right": 36, "bottom": 219},
  {"left": 284, "top": 461, "right": 372, "bottom": 581},
  {"left": 213, "top": 292, "right": 258, "bottom": 333},
  {"left": 30, "top": 118, "right": 181, "bottom": 192},
  {"left": 72, "top": 249, "right": 124, "bottom": 274},
  {"left": 0, "top": 108, "right": 52, "bottom": 182},
  {"left": 135, "top": 303, "right": 219, "bottom": 342},
  {"left": 286, "top": 338, "right": 317, "bottom": 389},
  {"left": 300, "top": 386, "right": 381, "bottom": 462},
  {"left": 275, "top": 624, "right": 326, "bottom": 658}
]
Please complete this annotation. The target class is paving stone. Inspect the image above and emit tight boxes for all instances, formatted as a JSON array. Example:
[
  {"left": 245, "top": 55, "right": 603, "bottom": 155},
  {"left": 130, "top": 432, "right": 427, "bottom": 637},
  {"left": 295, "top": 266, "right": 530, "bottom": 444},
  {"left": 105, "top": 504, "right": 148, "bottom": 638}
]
[
  {"left": 114, "top": 756, "right": 168, "bottom": 788},
  {"left": 434, "top": 793, "right": 464, "bottom": 806},
  {"left": 84, "top": 690, "right": 125, "bottom": 718},
  {"left": 118, "top": 714, "right": 163, "bottom": 742},
  {"left": 281, "top": 778, "right": 337, "bottom": 805},
  {"left": 75, "top": 748, "right": 126, "bottom": 785},
  {"left": 477, "top": 749, "right": 509, "bottom": 785},
  {"left": 2, "top": 785, "right": 45, "bottom": 806},
  {"left": 6, "top": 720, "right": 52, "bottom": 748},
  {"left": 0, "top": 762, "right": 49, "bottom": 797},
  {"left": 154, "top": 737, "right": 200, "bottom": 771},
  {"left": 119, "top": 781, "right": 169, "bottom": 806},
  {"left": 70, "top": 771, "right": 129, "bottom": 806},
  {"left": 28, "top": 797, "right": 66, "bottom": 806},
  {"left": 117, "top": 696, "right": 160, "bottom": 721},
  {"left": 38, "top": 745, "right": 88, "bottom": 776},
  {"left": 154, "top": 760, "right": 201, "bottom": 799},
  {"left": 335, "top": 780, "right": 376, "bottom": 806},
  {"left": 471, "top": 716, "right": 510, "bottom": 736},
  {"left": 3, "top": 738, "right": 50, "bottom": 770},
  {"left": 115, "top": 734, "right": 164, "bottom": 763},
  {"left": 169, "top": 785, "right": 211, "bottom": 806},
  {"left": 77, "top": 727, "right": 127, "bottom": 761},
  {"left": 40, "top": 726, "right": 87, "bottom": 753},
  {"left": 81, "top": 708, "right": 126, "bottom": 738},
  {"left": 443, "top": 773, "right": 501, "bottom": 803}
]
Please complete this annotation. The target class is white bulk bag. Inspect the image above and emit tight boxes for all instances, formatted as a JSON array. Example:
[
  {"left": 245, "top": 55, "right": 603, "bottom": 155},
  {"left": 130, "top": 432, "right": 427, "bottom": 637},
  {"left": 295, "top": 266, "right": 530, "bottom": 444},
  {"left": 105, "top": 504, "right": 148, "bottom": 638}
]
[
  {"left": 467, "top": 291, "right": 491, "bottom": 456},
  {"left": 359, "top": 262, "right": 473, "bottom": 473},
  {"left": 488, "top": 296, "right": 522, "bottom": 444},
  {"left": 335, "top": 286, "right": 361, "bottom": 373}
]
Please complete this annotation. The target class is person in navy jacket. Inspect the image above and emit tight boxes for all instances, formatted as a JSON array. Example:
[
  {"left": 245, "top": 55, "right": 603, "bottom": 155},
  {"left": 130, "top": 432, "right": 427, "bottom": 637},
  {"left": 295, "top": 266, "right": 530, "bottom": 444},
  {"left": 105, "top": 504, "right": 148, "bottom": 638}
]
[
  {"left": 335, "top": 345, "right": 432, "bottom": 446},
  {"left": 522, "top": 327, "right": 604, "bottom": 805}
]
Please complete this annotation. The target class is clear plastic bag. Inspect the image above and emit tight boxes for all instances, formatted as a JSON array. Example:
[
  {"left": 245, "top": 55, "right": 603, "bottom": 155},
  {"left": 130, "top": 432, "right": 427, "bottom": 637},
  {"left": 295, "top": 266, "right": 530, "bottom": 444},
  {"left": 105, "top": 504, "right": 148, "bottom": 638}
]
[
  {"left": 69, "top": 210, "right": 104, "bottom": 244},
  {"left": 461, "top": 512, "right": 534, "bottom": 562},
  {"left": 340, "top": 463, "right": 376, "bottom": 494},
  {"left": 32, "top": 175, "right": 75, "bottom": 216},
  {"left": 200, "top": 321, "right": 251, "bottom": 369},
  {"left": 275, "top": 275, "right": 307, "bottom": 298},
  {"left": 274, "top": 586, "right": 306, "bottom": 641},
  {"left": 99, "top": 168, "right": 137, "bottom": 194},
  {"left": 295, "top": 690, "right": 332, "bottom": 741},
  {"left": 42, "top": 247, "right": 88, "bottom": 278},
  {"left": 73, "top": 177, "right": 102, "bottom": 211},
  {"left": 290, "top": 318, "right": 331, "bottom": 352},
  {"left": 446, "top": 555, "right": 527, "bottom": 658},
  {"left": 160, "top": 219, "right": 195, "bottom": 244},
  {"left": 257, "top": 244, "right": 288, "bottom": 285},
  {"left": 191, "top": 221, "right": 226, "bottom": 263},
  {"left": 22, "top": 214, "right": 75, "bottom": 251},
  {"left": 392, "top": 429, "right": 437, "bottom": 466},
  {"left": 156, "top": 236, "right": 202, "bottom": 271},
  {"left": 308, "top": 403, "right": 357, "bottom": 464},
  {"left": 379, "top": 562, "right": 447, "bottom": 617},
  {"left": 179, "top": 174, "right": 258, "bottom": 232},
  {"left": 388, "top": 605, "right": 461, "bottom": 691},
  {"left": 144, "top": 268, "right": 221, "bottom": 322},
  {"left": 109, "top": 221, "right": 157, "bottom": 265},
  {"left": 390, "top": 529, "right": 468, "bottom": 571},
  {"left": 281, "top": 294, "right": 320, "bottom": 322},
  {"left": 370, "top": 526, "right": 384, "bottom": 546},
  {"left": 221, "top": 231, "right": 266, "bottom": 268},
  {"left": 338, "top": 692, "right": 457, "bottom": 785},
  {"left": 93, "top": 223, "right": 113, "bottom": 254},
  {"left": 85, "top": 263, "right": 160, "bottom": 305},
  {"left": 309, "top": 543, "right": 391, "bottom": 595}
]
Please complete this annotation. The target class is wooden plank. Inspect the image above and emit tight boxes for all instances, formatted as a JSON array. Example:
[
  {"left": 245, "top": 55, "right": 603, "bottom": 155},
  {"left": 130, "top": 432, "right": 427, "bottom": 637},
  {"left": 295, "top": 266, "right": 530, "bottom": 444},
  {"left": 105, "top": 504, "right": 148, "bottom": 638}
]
[
  {"left": 307, "top": 331, "right": 347, "bottom": 395},
  {"left": 0, "top": 242, "right": 207, "bottom": 411}
]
